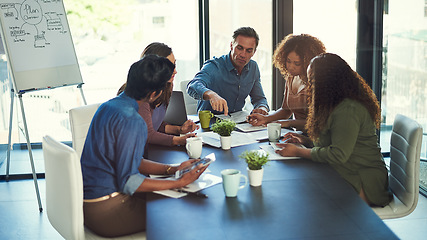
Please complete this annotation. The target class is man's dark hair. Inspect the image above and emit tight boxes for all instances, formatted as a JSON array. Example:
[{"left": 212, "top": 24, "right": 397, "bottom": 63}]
[
  {"left": 232, "top": 27, "right": 259, "bottom": 48},
  {"left": 124, "top": 55, "right": 174, "bottom": 100}
]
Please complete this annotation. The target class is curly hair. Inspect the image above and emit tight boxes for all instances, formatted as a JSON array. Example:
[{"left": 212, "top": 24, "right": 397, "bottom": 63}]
[
  {"left": 273, "top": 34, "right": 326, "bottom": 82},
  {"left": 305, "top": 53, "right": 381, "bottom": 140}
]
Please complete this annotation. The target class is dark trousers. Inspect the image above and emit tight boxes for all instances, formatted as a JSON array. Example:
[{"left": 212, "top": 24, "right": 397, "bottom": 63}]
[{"left": 83, "top": 193, "right": 146, "bottom": 238}]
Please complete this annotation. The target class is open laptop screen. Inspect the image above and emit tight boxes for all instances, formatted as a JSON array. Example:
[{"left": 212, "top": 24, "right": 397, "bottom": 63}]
[{"left": 164, "top": 91, "right": 188, "bottom": 126}]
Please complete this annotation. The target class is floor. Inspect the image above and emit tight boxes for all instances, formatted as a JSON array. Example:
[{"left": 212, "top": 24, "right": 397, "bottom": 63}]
[{"left": 1, "top": 148, "right": 427, "bottom": 239}]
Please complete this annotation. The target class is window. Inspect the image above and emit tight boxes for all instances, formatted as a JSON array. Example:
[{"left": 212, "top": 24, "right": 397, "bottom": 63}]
[
  {"left": 208, "top": 0, "right": 273, "bottom": 109},
  {"left": 0, "top": 0, "right": 200, "bottom": 146},
  {"left": 381, "top": 0, "right": 427, "bottom": 193},
  {"left": 293, "top": 0, "right": 358, "bottom": 69},
  {"left": 152, "top": 16, "right": 165, "bottom": 27}
]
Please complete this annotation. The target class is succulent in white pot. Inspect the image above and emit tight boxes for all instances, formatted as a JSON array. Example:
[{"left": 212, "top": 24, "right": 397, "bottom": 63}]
[
  {"left": 211, "top": 119, "right": 236, "bottom": 150},
  {"left": 239, "top": 150, "right": 269, "bottom": 186}
]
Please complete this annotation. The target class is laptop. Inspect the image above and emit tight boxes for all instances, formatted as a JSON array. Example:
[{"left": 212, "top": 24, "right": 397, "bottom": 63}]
[{"left": 164, "top": 91, "right": 188, "bottom": 126}]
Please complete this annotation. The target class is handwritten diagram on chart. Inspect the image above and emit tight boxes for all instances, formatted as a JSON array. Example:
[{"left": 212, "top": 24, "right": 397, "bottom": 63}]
[{"left": 0, "top": 0, "right": 78, "bottom": 72}]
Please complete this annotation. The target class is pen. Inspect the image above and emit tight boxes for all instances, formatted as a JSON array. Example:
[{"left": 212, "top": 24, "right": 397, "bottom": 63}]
[{"left": 177, "top": 189, "right": 208, "bottom": 198}]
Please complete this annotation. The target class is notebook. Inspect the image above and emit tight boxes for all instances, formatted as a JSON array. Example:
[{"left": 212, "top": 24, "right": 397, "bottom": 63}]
[{"left": 164, "top": 91, "right": 188, "bottom": 126}]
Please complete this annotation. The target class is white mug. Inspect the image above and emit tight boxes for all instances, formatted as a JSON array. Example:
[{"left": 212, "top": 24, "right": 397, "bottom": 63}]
[
  {"left": 267, "top": 122, "right": 281, "bottom": 142},
  {"left": 186, "top": 137, "right": 203, "bottom": 159},
  {"left": 221, "top": 169, "right": 248, "bottom": 197}
]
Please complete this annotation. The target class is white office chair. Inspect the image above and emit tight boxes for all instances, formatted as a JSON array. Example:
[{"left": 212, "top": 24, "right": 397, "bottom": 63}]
[
  {"left": 180, "top": 80, "right": 198, "bottom": 115},
  {"left": 69, "top": 103, "right": 101, "bottom": 158},
  {"left": 42, "top": 135, "right": 146, "bottom": 240},
  {"left": 372, "top": 114, "right": 423, "bottom": 219}
]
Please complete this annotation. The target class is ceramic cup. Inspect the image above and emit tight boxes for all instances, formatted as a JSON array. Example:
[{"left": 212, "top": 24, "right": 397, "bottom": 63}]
[
  {"left": 267, "top": 122, "right": 281, "bottom": 142},
  {"left": 186, "top": 137, "right": 203, "bottom": 159},
  {"left": 199, "top": 110, "right": 214, "bottom": 129},
  {"left": 221, "top": 169, "right": 248, "bottom": 197}
]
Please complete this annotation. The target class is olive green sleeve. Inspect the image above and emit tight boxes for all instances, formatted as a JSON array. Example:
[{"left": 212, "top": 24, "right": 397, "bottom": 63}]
[{"left": 311, "top": 103, "right": 362, "bottom": 164}]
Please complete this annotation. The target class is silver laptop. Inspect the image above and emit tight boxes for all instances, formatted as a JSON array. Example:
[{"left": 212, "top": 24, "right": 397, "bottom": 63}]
[{"left": 164, "top": 91, "right": 188, "bottom": 126}]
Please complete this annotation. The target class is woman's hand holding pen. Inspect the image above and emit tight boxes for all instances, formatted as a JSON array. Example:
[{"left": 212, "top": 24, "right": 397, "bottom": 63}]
[
  {"left": 251, "top": 107, "right": 268, "bottom": 115},
  {"left": 180, "top": 120, "right": 199, "bottom": 134},
  {"left": 247, "top": 113, "right": 268, "bottom": 126},
  {"left": 275, "top": 132, "right": 313, "bottom": 158},
  {"left": 281, "top": 132, "right": 311, "bottom": 145},
  {"left": 275, "top": 142, "right": 301, "bottom": 157}
]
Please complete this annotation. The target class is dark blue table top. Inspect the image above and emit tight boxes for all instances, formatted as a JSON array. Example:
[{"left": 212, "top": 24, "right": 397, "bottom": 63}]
[{"left": 146, "top": 142, "right": 398, "bottom": 240}]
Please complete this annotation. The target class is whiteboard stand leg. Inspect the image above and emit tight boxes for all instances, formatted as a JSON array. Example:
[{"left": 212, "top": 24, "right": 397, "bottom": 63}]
[
  {"left": 18, "top": 94, "right": 43, "bottom": 212},
  {"left": 77, "top": 83, "right": 87, "bottom": 105},
  {"left": 5, "top": 89, "right": 14, "bottom": 182}
]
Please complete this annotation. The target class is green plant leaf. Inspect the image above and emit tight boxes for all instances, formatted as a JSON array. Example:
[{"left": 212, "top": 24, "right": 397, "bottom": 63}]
[
  {"left": 211, "top": 119, "right": 236, "bottom": 136},
  {"left": 239, "top": 150, "right": 269, "bottom": 170}
]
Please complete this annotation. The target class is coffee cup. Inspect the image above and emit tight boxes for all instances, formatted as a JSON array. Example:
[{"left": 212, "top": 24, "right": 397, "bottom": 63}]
[
  {"left": 186, "top": 137, "right": 203, "bottom": 159},
  {"left": 221, "top": 169, "right": 248, "bottom": 197},
  {"left": 199, "top": 110, "right": 214, "bottom": 129},
  {"left": 267, "top": 122, "right": 281, "bottom": 142}
]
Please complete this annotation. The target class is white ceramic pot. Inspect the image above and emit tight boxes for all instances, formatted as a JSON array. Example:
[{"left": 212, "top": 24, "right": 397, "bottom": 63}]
[
  {"left": 247, "top": 167, "right": 264, "bottom": 187},
  {"left": 220, "top": 135, "right": 232, "bottom": 150}
]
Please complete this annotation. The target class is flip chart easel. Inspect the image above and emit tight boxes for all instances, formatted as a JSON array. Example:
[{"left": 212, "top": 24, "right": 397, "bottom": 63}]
[{"left": 0, "top": 0, "right": 86, "bottom": 212}]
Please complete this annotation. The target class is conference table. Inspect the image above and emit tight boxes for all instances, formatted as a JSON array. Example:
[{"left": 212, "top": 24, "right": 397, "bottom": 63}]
[{"left": 145, "top": 136, "right": 398, "bottom": 239}]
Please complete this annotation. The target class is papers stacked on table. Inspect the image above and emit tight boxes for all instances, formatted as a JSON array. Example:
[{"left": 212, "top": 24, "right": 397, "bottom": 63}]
[
  {"left": 235, "top": 122, "right": 267, "bottom": 132},
  {"left": 215, "top": 110, "right": 250, "bottom": 123},
  {"left": 259, "top": 144, "right": 301, "bottom": 161},
  {"left": 199, "top": 131, "right": 258, "bottom": 148}
]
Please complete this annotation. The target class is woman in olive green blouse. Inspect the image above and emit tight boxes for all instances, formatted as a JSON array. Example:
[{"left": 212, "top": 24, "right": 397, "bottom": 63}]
[{"left": 276, "top": 53, "right": 392, "bottom": 207}]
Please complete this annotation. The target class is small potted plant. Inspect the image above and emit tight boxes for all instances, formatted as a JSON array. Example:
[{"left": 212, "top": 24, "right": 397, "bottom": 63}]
[
  {"left": 211, "top": 119, "right": 236, "bottom": 150},
  {"left": 239, "top": 150, "right": 269, "bottom": 186}
]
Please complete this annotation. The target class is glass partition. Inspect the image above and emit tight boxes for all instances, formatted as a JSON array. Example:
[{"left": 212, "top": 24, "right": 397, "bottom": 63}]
[{"left": 381, "top": 0, "right": 427, "bottom": 193}]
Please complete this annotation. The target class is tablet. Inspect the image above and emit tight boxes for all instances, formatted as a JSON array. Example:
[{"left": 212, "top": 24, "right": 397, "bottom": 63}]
[{"left": 175, "top": 153, "right": 216, "bottom": 178}]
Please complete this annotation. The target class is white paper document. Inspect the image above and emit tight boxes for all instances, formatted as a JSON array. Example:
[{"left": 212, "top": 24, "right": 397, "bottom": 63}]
[
  {"left": 215, "top": 110, "right": 250, "bottom": 123},
  {"left": 153, "top": 173, "right": 222, "bottom": 198},
  {"left": 199, "top": 131, "right": 258, "bottom": 148},
  {"left": 259, "top": 144, "right": 301, "bottom": 160},
  {"left": 235, "top": 122, "right": 267, "bottom": 132}
]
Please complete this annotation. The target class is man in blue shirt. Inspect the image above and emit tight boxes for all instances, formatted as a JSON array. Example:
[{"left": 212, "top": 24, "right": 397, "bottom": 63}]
[
  {"left": 81, "top": 55, "right": 208, "bottom": 238},
  {"left": 187, "top": 27, "right": 269, "bottom": 116}
]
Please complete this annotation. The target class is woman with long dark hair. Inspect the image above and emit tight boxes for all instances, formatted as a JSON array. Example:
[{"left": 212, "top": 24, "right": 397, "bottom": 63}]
[
  {"left": 276, "top": 53, "right": 392, "bottom": 206},
  {"left": 118, "top": 42, "right": 199, "bottom": 146}
]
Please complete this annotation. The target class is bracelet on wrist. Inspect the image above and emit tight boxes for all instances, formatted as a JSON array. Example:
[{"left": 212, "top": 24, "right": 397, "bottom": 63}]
[{"left": 165, "top": 165, "right": 172, "bottom": 175}]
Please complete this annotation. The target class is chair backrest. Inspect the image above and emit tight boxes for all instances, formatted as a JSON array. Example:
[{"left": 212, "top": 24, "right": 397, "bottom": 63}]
[
  {"left": 69, "top": 103, "right": 101, "bottom": 158},
  {"left": 180, "top": 80, "right": 198, "bottom": 115},
  {"left": 43, "top": 135, "right": 85, "bottom": 240},
  {"left": 389, "top": 114, "right": 422, "bottom": 211}
]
